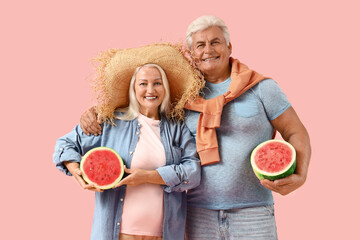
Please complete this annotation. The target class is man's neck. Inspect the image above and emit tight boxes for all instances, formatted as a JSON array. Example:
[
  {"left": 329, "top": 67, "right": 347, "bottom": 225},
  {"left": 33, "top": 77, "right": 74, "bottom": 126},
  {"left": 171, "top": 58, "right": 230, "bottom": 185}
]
[{"left": 204, "top": 67, "right": 231, "bottom": 84}]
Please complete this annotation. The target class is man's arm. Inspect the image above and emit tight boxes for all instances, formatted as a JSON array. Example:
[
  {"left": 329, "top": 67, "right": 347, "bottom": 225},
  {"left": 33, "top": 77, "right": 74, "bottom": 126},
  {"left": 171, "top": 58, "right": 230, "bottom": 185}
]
[{"left": 261, "top": 106, "right": 311, "bottom": 195}]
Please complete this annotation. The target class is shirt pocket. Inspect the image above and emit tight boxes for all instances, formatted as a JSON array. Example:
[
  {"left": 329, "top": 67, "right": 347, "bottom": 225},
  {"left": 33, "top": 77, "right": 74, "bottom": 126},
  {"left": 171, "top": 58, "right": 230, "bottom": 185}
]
[{"left": 233, "top": 92, "right": 260, "bottom": 118}]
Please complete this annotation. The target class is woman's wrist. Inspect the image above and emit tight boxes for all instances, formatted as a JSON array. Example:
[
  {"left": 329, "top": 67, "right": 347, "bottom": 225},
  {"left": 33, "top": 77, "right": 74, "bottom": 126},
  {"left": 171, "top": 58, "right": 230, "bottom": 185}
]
[
  {"left": 145, "top": 169, "right": 165, "bottom": 185},
  {"left": 64, "top": 161, "right": 80, "bottom": 174}
]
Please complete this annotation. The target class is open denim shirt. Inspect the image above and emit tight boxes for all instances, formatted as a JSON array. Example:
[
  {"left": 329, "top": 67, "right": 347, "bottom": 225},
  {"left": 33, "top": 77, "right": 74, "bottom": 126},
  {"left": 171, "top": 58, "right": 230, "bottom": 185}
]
[{"left": 53, "top": 115, "right": 201, "bottom": 240}]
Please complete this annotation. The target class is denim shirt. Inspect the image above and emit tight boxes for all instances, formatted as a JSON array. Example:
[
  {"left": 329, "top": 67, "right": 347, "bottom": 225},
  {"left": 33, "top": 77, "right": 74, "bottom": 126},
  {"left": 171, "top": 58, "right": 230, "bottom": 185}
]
[{"left": 53, "top": 115, "right": 201, "bottom": 240}]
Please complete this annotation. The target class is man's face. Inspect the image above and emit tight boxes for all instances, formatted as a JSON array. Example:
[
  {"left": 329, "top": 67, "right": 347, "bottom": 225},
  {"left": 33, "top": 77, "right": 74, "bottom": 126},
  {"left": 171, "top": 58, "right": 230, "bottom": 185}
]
[{"left": 191, "top": 26, "right": 232, "bottom": 82}]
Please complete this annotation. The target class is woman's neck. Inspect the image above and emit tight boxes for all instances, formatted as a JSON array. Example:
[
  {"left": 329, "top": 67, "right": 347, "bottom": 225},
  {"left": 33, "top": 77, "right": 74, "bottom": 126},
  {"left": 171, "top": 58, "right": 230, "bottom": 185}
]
[{"left": 139, "top": 109, "right": 160, "bottom": 120}]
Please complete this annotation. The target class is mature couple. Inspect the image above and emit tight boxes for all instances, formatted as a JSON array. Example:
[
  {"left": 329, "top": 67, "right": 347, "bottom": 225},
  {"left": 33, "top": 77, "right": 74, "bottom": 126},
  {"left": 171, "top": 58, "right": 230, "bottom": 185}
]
[{"left": 53, "top": 15, "right": 311, "bottom": 240}]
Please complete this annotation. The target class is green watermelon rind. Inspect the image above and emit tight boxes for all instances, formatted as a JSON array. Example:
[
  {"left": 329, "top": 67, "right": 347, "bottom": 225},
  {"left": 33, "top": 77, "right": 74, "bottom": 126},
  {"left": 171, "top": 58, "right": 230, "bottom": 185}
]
[
  {"left": 80, "top": 147, "right": 124, "bottom": 189},
  {"left": 250, "top": 139, "right": 296, "bottom": 181}
]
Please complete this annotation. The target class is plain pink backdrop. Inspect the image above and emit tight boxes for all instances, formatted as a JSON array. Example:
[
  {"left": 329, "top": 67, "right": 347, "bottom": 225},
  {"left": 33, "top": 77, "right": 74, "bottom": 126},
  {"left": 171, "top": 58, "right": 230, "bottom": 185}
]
[{"left": 1, "top": 0, "right": 359, "bottom": 239}]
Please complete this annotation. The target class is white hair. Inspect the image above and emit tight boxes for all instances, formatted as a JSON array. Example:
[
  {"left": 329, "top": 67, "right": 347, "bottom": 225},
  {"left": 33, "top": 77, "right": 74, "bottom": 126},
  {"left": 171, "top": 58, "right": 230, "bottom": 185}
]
[
  {"left": 186, "top": 15, "right": 230, "bottom": 49},
  {"left": 118, "top": 64, "right": 171, "bottom": 121}
]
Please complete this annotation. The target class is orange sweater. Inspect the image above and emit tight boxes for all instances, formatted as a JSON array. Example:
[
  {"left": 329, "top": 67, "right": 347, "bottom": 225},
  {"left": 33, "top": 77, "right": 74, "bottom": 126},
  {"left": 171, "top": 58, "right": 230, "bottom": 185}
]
[{"left": 184, "top": 58, "right": 268, "bottom": 165}]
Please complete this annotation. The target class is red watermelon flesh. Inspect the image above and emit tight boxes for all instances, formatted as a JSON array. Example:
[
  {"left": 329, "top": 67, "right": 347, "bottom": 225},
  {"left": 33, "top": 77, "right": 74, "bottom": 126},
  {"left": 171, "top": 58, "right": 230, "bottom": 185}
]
[
  {"left": 81, "top": 147, "right": 124, "bottom": 189},
  {"left": 254, "top": 142, "right": 292, "bottom": 173},
  {"left": 250, "top": 140, "right": 296, "bottom": 180}
]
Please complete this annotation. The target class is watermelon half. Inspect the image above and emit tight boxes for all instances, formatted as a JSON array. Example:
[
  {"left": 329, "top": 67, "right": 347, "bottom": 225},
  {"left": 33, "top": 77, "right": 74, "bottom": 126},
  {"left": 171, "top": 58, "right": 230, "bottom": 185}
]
[
  {"left": 250, "top": 140, "right": 296, "bottom": 181},
  {"left": 80, "top": 147, "right": 124, "bottom": 189}
]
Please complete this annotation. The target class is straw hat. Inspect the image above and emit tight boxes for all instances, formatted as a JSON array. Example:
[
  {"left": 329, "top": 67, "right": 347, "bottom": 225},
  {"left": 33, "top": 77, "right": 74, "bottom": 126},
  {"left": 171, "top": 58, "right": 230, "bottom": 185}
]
[{"left": 92, "top": 43, "right": 204, "bottom": 121}]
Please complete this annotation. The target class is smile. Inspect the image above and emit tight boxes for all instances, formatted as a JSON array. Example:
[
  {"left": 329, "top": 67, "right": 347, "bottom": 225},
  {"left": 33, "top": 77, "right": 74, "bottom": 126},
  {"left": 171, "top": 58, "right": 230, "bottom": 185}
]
[
  {"left": 144, "top": 96, "right": 157, "bottom": 100},
  {"left": 202, "top": 57, "right": 219, "bottom": 62}
]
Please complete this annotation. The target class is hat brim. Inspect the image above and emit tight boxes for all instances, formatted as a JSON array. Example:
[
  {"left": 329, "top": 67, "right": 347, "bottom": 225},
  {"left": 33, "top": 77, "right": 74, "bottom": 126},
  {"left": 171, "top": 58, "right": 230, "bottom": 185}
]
[{"left": 93, "top": 43, "right": 204, "bottom": 121}]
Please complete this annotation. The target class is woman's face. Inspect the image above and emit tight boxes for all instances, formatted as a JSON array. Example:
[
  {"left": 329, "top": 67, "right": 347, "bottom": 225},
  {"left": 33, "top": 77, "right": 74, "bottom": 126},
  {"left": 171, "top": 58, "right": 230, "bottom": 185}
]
[{"left": 134, "top": 66, "right": 165, "bottom": 119}]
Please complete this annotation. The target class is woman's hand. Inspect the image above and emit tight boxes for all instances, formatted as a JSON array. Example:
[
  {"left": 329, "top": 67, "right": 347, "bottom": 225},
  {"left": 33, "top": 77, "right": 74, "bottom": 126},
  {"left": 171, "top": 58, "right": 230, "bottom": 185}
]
[
  {"left": 64, "top": 161, "right": 103, "bottom": 192},
  {"left": 114, "top": 167, "right": 165, "bottom": 188}
]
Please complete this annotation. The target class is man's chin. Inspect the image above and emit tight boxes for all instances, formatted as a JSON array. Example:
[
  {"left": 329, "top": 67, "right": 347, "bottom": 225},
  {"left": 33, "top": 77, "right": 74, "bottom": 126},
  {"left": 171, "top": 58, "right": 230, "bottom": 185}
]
[{"left": 198, "top": 65, "right": 217, "bottom": 75}]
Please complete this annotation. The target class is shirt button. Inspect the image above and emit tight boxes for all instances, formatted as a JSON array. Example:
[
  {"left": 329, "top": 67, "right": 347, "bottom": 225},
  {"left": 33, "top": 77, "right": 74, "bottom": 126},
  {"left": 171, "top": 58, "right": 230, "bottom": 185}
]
[
  {"left": 136, "top": 131, "right": 139, "bottom": 135},
  {"left": 184, "top": 181, "right": 189, "bottom": 184},
  {"left": 59, "top": 147, "right": 63, "bottom": 151},
  {"left": 120, "top": 198, "right": 124, "bottom": 202},
  {"left": 130, "top": 151, "right": 133, "bottom": 155},
  {"left": 117, "top": 222, "right": 120, "bottom": 226}
]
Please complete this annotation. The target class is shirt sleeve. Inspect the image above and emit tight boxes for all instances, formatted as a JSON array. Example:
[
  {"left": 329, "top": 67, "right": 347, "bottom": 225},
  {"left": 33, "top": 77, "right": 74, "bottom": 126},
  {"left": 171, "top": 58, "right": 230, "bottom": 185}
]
[
  {"left": 156, "top": 123, "right": 201, "bottom": 193},
  {"left": 53, "top": 124, "right": 102, "bottom": 176},
  {"left": 251, "top": 79, "right": 292, "bottom": 120}
]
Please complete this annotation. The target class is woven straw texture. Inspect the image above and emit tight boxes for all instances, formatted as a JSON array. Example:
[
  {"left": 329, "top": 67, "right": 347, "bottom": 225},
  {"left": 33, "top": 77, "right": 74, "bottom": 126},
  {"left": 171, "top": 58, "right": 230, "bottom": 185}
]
[{"left": 92, "top": 43, "right": 204, "bottom": 121}]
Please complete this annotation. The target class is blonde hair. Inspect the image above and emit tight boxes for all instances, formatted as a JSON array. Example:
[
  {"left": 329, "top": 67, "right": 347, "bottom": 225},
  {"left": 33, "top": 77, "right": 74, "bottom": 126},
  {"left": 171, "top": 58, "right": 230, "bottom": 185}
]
[
  {"left": 117, "top": 64, "right": 171, "bottom": 120},
  {"left": 186, "top": 15, "right": 230, "bottom": 49}
]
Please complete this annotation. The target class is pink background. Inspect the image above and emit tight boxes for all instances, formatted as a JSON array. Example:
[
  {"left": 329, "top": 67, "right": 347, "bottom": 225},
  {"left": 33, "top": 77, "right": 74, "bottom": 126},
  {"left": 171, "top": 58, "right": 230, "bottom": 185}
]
[{"left": 1, "top": 0, "right": 359, "bottom": 239}]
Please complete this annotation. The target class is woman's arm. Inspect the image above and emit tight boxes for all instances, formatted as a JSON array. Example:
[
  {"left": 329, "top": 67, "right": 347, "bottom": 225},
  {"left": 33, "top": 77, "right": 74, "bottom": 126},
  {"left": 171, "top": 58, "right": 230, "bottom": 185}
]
[
  {"left": 156, "top": 123, "right": 201, "bottom": 193},
  {"left": 53, "top": 124, "right": 103, "bottom": 191},
  {"left": 113, "top": 122, "right": 201, "bottom": 191},
  {"left": 114, "top": 166, "right": 166, "bottom": 187}
]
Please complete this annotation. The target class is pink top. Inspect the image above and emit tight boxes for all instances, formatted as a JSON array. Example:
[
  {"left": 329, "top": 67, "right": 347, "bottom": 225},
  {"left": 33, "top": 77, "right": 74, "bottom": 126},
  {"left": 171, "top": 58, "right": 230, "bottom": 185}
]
[{"left": 120, "top": 114, "right": 166, "bottom": 236}]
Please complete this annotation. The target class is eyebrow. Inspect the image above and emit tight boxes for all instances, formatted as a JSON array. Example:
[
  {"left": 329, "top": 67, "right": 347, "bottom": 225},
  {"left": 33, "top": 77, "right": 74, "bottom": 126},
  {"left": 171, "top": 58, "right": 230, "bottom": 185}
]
[
  {"left": 137, "top": 78, "right": 162, "bottom": 81},
  {"left": 195, "top": 37, "right": 221, "bottom": 45}
]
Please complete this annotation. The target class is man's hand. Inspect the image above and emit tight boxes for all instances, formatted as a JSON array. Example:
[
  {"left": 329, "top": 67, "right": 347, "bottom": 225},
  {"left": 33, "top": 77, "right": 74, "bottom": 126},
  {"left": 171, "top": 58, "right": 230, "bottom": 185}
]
[
  {"left": 64, "top": 161, "right": 103, "bottom": 192},
  {"left": 80, "top": 106, "right": 102, "bottom": 136},
  {"left": 260, "top": 173, "right": 305, "bottom": 195}
]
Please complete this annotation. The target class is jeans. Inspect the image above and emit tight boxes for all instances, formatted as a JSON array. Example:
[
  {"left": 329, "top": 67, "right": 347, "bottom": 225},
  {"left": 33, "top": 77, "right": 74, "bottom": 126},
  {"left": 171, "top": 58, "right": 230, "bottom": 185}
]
[{"left": 186, "top": 205, "right": 278, "bottom": 240}]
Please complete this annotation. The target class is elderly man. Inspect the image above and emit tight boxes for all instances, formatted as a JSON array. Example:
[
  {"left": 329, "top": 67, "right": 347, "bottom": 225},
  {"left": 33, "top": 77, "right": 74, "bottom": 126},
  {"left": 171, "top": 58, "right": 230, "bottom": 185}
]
[{"left": 80, "top": 15, "right": 311, "bottom": 240}]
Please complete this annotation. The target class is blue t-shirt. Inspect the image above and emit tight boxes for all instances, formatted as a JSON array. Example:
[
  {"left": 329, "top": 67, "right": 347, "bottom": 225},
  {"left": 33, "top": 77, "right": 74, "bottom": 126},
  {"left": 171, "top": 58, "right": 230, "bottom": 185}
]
[{"left": 184, "top": 78, "right": 291, "bottom": 210}]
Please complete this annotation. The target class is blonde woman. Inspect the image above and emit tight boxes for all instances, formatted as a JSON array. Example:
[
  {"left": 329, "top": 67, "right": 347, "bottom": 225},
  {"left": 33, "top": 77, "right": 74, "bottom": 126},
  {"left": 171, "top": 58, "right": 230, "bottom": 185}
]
[{"left": 53, "top": 44, "right": 203, "bottom": 240}]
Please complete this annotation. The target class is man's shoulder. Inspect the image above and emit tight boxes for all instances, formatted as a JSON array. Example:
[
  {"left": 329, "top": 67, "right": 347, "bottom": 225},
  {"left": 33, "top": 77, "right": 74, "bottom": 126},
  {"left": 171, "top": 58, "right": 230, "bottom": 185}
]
[
  {"left": 250, "top": 78, "right": 282, "bottom": 96},
  {"left": 253, "top": 78, "right": 277, "bottom": 88}
]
